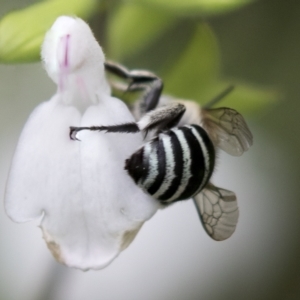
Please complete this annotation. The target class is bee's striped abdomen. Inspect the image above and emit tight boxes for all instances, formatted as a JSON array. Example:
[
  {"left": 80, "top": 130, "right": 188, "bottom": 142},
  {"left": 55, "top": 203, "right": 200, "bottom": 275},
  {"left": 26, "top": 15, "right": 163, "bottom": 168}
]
[{"left": 125, "top": 124, "right": 215, "bottom": 204}]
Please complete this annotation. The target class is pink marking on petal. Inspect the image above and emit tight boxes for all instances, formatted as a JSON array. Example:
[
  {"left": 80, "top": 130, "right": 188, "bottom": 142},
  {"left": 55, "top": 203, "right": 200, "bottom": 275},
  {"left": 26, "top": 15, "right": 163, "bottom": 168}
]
[
  {"left": 64, "top": 34, "right": 70, "bottom": 68},
  {"left": 58, "top": 34, "right": 71, "bottom": 93}
]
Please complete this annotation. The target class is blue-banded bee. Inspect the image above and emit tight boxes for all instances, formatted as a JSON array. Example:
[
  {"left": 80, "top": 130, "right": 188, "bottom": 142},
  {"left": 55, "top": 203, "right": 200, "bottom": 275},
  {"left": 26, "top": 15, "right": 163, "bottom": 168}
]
[{"left": 70, "top": 61, "right": 253, "bottom": 241}]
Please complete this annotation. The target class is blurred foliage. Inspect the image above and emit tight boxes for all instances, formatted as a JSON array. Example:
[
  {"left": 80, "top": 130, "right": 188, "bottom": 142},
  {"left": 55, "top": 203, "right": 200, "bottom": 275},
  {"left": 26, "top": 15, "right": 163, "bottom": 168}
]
[
  {"left": 162, "top": 24, "right": 220, "bottom": 100},
  {"left": 214, "top": 81, "right": 279, "bottom": 114},
  {"left": 107, "top": 3, "right": 176, "bottom": 61},
  {"left": 0, "top": 0, "right": 275, "bottom": 113},
  {"left": 0, "top": 0, "right": 100, "bottom": 63},
  {"left": 127, "top": 0, "right": 255, "bottom": 16}
]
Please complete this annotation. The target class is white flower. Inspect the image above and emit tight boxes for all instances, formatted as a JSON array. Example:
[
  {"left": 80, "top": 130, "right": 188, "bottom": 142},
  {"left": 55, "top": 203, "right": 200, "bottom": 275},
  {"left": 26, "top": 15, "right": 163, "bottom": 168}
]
[{"left": 4, "top": 16, "right": 159, "bottom": 271}]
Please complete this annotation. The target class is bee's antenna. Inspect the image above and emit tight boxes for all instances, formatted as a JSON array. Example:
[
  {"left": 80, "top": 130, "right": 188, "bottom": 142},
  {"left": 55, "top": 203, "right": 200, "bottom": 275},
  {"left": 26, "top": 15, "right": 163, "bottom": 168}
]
[{"left": 203, "top": 85, "right": 235, "bottom": 109}]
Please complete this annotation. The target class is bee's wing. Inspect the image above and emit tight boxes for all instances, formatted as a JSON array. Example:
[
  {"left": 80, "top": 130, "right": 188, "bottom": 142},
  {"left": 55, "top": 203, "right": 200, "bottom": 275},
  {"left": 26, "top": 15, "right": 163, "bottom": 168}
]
[
  {"left": 193, "top": 183, "right": 239, "bottom": 241},
  {"left": 202, "top": 107, "right": 253, "bottom": 156}
]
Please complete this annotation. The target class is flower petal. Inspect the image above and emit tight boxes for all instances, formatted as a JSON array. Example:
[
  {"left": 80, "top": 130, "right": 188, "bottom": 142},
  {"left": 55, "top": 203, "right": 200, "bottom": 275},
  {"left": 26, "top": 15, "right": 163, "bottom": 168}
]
[
  {"left": 5, "top": 16, "right": 159, "bottom": 270},
  {"left": 5, "top": 93, "right": 159, "bottom": 270}
]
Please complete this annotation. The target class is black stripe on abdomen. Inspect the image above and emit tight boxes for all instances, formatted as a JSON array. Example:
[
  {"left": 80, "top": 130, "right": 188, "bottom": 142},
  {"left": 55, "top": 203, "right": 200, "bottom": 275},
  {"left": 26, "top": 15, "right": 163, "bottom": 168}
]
[
  {"left": 177, "top": 126, "right": 205, "bottom": 200},
  {"left": 158, "top": 130, "right": 183, "bottom": 201}
]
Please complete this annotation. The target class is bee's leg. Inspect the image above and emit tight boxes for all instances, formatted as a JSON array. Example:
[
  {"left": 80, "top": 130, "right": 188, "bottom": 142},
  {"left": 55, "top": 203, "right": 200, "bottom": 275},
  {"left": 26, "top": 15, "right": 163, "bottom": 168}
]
[
  {"left": 105, "top": 60, "right": 163, "bottom": 112},
  {"left": 70, "top": 103, "right": 186, "bottom": 140},
  {"left": 203, "top": 85, "right": 234, "bottom": 109},
  {"left": 137, "top": 103, "right": 186, "bottom": 133},
  {"left": 69, "top": 123, "right": 140, "bottom": 140}
]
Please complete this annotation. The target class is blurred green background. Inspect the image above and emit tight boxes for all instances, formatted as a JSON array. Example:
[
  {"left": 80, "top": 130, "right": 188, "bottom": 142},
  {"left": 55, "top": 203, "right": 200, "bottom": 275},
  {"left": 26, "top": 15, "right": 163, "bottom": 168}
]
[{"left": 0, "top": 0, "right": 299, "bottom": 299}]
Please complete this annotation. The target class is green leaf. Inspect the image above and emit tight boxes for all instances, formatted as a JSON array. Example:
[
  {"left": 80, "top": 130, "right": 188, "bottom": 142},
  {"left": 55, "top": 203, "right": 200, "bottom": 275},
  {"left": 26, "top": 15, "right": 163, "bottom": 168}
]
[
  {"left": 163, "top": 23, "right": 220, "bottom": 100},
  {"left": 108, "top": 3, "right": 176, "bottom": 61},
  {"left": 127, "top": 0, "right": 254, "bottom": 16},
  {"left": 0, "top": 0, "right": 100, "bottom": 63},
  {"left": 161, "top": 22, "right": 277, "bottom": 114}
]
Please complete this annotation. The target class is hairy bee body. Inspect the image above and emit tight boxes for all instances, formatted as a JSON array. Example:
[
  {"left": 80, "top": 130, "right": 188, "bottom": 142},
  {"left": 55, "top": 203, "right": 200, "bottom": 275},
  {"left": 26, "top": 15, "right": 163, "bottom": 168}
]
[
  {"left": 70, "top": 61, "right": 253, "bottom": 241},
  {"left": 125, "top": 124, "right": 215, "bottom": 204}
]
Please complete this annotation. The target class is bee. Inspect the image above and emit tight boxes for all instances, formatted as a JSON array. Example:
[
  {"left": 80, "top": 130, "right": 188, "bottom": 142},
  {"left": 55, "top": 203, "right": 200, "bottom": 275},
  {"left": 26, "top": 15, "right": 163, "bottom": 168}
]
[{"left": 70, "top": 61, "right": 253, "bottom": 241}]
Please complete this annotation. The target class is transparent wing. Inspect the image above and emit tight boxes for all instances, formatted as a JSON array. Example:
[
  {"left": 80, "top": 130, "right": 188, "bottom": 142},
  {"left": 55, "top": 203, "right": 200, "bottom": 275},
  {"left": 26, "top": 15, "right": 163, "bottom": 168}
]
[
  {"left": 202, "top": 107, "right": 253, "bottom": 156},
  {"left": 193, "top": 183, "right": 239, "bottom": 241}
]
